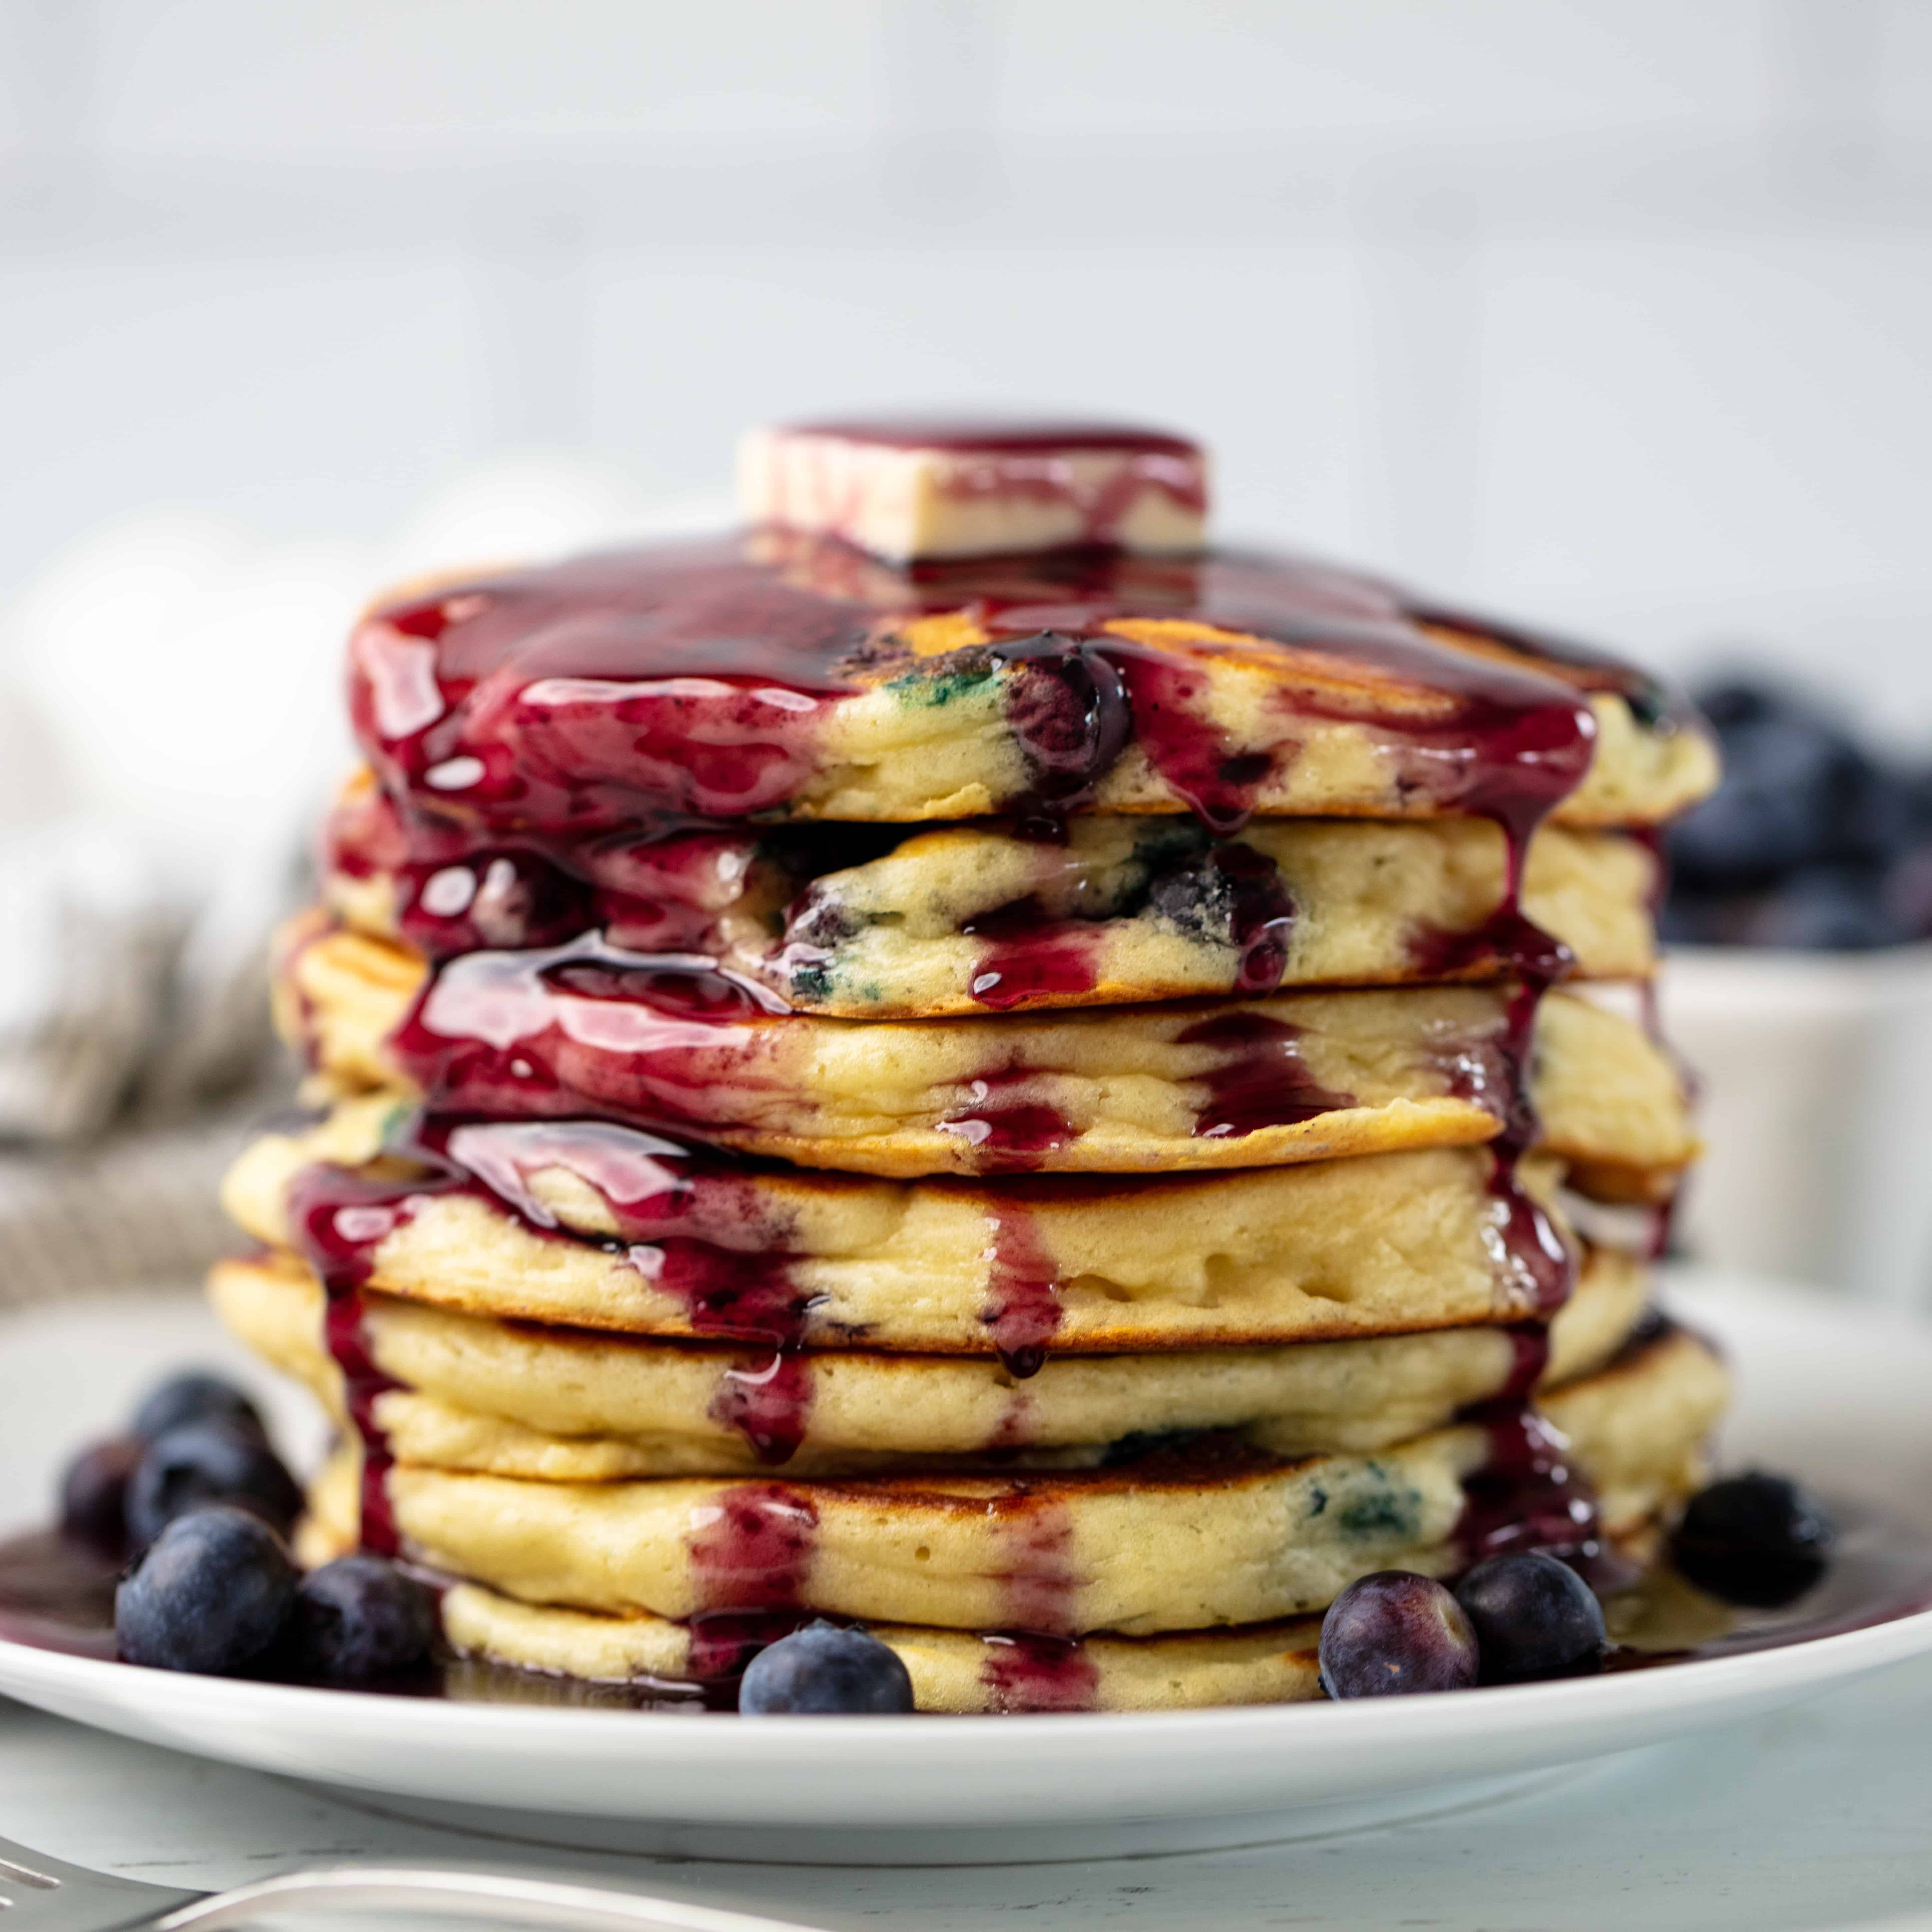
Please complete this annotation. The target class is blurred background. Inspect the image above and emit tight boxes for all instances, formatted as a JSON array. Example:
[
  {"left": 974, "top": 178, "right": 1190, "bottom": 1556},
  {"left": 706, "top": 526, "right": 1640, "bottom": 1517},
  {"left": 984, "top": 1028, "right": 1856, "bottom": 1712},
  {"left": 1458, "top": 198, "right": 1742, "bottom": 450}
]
[{"left": 2, "top": 0, "right": 1931, "bottom": 1299}]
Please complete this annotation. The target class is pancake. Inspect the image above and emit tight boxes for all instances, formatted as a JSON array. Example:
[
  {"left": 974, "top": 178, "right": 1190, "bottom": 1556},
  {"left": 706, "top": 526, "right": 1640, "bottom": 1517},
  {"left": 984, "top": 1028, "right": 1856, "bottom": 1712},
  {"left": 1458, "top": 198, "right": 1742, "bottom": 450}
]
[
  {"left": 277, "top": 921, "right": 1696, "bottom": 1186},
  {"left": 446, "top": 1586, "right": 1325, "bottom": 1713},
  {"left": 224, "top": 1102, "right": 1599, "bottom": 1354},
  {"left": 327, "top": 769, "right": 1658, "bottom": 1018},
  {"left": 298, "top": 1325, "right": 1726, "bottom": 1638},
  {"left": 349, "top": 533, "right": 1715, "bottom": 835},
  {"left": 209, "top": 1243, "right": 1645, "bottom": 1479}
]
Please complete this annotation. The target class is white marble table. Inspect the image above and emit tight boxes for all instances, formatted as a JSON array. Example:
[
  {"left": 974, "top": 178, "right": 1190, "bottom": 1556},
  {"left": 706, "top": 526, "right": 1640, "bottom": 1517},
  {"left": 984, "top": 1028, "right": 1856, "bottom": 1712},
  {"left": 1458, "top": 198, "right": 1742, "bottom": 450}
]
[{"left": 5, "top": 1651, "right": 1932, "bottom": 1932}]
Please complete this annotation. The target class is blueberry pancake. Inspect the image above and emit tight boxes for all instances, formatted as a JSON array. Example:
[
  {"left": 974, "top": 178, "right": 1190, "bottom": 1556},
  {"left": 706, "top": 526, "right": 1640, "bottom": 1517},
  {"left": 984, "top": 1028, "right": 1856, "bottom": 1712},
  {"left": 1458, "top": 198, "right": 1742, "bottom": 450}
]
[
  {"left": 349, "top": 532, "right": 1715, "bottom": 840},
  {"left": 327, "top": 769, "right": 1658, "bottom": 1017},
  {"left": 296, "top": 1323, "right": 1727, "bottom": 1638},
  {"left": 209, "top": 1242, "right": 1645, "bottom": 1479},
  {"left": 440, "top": 1586, "right": 1329, "bottom": 1713},
  {"left": 276, "top": 921, "right": 1697, "bottom": 1186},
  {"left": 224, "top": 1100, "right": 1610, "bottom": 1355}
]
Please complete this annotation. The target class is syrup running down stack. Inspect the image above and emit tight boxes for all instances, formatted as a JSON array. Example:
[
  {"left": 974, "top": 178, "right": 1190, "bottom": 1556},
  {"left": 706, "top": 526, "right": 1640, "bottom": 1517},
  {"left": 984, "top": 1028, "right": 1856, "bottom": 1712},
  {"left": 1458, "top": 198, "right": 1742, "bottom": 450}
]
[{"left": 213, "top": 416, "right": 1728, "bottom": 1711}]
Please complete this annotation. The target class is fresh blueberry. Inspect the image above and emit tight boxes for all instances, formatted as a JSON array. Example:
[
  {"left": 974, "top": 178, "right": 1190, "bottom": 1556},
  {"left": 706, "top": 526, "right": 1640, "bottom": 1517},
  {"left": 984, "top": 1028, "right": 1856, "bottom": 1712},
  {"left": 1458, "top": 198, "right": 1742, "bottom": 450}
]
[
  {"left": 284, "top": 1556, "right": 435, "bottom": 1679},
  {"left": 1885, "top": 843, "right": 1932, "bottom": 940},
  {"left": 131, "top": 1372, "right": 264, "bottom": 1444},
  {"left": 1670, "top": 714, "right": 1857, "bottom": 890},
  {"left": 1672, "top": 1472, "right": 1835, "bottom": 1608},
  {"left": 124, "top": 1421, "right": 303, "bottom": 1551},
  {"left": 738, "top": 1622, "right": 915, "bottom": 1714},
  {"left": 115, "top": 1506, "right": 297, "bottom": 1673},
  {"left": 1695, "top": 679, "right": 1789, "bottom": 734},
  {"left": 1834, "top": 757, "right": 1917, "bottom": 870},
  {"left": 1743, "top": 867, "right": 1904, "bottom": 951},
  {"left": 1454, "top": 1550, "right": 1607, "bottom": 1682},
  {"left": 58, "top": 1436, "right": 144, "bottom": 1552},
  {"left": 1318, "top": 1572, "right": 1480, "bottom": 1699}
]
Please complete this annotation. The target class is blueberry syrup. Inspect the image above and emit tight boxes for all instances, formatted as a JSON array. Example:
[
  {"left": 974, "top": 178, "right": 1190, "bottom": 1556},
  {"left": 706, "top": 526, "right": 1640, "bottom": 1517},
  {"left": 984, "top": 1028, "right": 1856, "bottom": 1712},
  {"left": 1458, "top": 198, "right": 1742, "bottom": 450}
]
[
  {"left": 978, "top": 1630, "right": 1102, "bottom": 1714},
  {"left": 285, "top": 1164, "right": 418, "bottom": 1557},
  {"left": 935, "top": 1071, "right": 1077, "bottom": 1173},
  {"left": 683, "top": 1484, "right": 820, "bottom": 1652},
  {"left": 960, "top": 897, "right": 1103, "bottom": 1011},
  {"left": 1455, "top": 1401, "right": 1599, "bottom": 1570},
  {"left": 385, "top": 934, "right": 794, "bottom": 1139},
  {"left": 285, "top": 1118, "right": 821, "bottom": 1466},
  {"left": 1171, "top": 1009, "right": 1354, "bottom": 1141},
  {"left": 979, "top": 1200, "right": 1062, "bottom": 1378},
  {"left": 707, "top": 1353, "right": 815, "bottom": 1465},
  {"left": 348, "top": 536, "right": 1611, "bottom": 862},
  {"left": 996, "top": 1497, "right": 1084, "bottom": 1641},
  {"left": 1214, "top": 844, "right": 1297, "bottom": 995}
]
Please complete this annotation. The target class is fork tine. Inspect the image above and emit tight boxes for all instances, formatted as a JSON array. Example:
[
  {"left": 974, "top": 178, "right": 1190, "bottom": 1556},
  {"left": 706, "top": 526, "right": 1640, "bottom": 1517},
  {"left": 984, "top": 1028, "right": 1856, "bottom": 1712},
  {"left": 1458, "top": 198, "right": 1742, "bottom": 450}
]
[{"left": 0, "top": 1832, "right": 199, "bottom": 1932}]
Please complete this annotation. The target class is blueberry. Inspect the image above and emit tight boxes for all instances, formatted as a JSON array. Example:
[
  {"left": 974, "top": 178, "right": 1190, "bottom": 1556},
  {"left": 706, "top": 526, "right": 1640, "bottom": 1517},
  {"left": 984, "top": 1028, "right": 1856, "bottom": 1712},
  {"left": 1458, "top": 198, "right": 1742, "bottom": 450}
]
[
  {"left": 58, "top": 1436, "right": 144, "bottom": 1552},
  {"left": 131, "top": 1372, "right": 264, "bottom": 1444},
  {"left": 1318, "top": 1572, "right": 1480, "bottom": 1699},
  {"left": 1454, "top": 1550, "right": 1607, "bottom": 1682},
  {"left": 1886, "top": 843, "right": 1932, "bottom": 939},
  {"left": 1670, "top": 715, "right": 1855, "bottom": 889},
  {"left": 1672, "top": 1472, "right": 1835, "bottom": 1608},
  {"left": 1695, "top": 679, "right": 1790, "bottom": 733},
  {"left": 1743, "top": 867, "right": 1903, "bottom": 951},
  {"left": 285, "top": 1555, "right": 435, "bottom": 1679},
  {"left": 115, "top": 1506, "right": 297, "bottom": 1673},
  {"left": 124, "top": 1421, "right": 303, "bottom": 1551},
  {"left": 1834, "top": 757, "right": 1917, "bottom": 870},
  {"left": 738, "top": 1622, "right": 915, "bottom": 1714}
]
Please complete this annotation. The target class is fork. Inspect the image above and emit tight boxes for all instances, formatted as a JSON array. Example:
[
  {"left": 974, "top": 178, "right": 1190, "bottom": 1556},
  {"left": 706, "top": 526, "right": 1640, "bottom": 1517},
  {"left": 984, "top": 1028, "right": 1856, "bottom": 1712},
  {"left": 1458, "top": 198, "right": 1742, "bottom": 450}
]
[{"left": 0, "top": 1830, "right": 827, "bottom": 1932}]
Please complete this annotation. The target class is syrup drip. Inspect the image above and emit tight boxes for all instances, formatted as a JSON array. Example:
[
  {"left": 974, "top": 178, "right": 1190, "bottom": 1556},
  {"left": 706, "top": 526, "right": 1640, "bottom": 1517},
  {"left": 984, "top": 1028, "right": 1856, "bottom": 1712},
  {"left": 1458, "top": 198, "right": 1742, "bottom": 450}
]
[
  {"left": 1172, "top": 1009, "right": 1354, "bottom": 1141},
  {"left": 978, "top": 1631, "right": 1102, "bottom": 1714},
  {"left": 1455, "top": 1400, "right": 1599, "bottom": 1569},
  {"left": 684, "top": 1484, "right": 818, "bottom": 1614},
  {"left": 960, "top": 897, "right": 1102, "bottom": 1011},
  {"left": 1214, "top": 844, "right": 1296, "bottom": 995},
  {"left": 980, "top": 1200, "right": 1062, "bottom": 1379},
  {"left": 285, "top": 1165, "right": 422, "bottom": 1558},
  {"left": 935, "top": 1071, "right": 1076, "bottom": 1173},
  {"left": 997, "top": 1497, "right": 1084, "bottom": 1640},
  {"left": 286, "top": 1119, "right": 819, "bottom": 1467},
  {"left": 386, "top": 934, "right": 791, "bottom": 1139},
  {"left": 708, "top": 1352, "right": 815, "bottom": 1465},
  {"left": 332, "top": 780, "right": 881, "bottom": 967}
]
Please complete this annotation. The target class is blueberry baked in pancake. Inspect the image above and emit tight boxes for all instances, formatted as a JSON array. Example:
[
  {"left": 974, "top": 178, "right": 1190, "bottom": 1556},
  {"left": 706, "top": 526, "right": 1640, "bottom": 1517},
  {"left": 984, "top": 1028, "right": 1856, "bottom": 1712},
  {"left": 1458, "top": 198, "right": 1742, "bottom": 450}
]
[{"left": 192, "top": 415, "right": 1732, "bottom": 1709}]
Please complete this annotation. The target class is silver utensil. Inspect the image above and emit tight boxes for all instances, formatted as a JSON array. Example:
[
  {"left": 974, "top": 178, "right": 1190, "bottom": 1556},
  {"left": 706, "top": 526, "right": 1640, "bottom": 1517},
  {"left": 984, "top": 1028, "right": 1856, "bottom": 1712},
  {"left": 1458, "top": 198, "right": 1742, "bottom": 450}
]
[{"left": 0, "top": 1830, "right": 824, "bottom": 1932}]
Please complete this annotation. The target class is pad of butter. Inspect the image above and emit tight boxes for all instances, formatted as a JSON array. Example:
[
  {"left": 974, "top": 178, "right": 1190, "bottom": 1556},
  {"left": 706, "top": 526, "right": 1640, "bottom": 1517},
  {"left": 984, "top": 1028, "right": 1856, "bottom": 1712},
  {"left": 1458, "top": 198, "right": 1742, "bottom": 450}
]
[{"left": 738, "top": 416, "right": 1209, "bottom": 562}]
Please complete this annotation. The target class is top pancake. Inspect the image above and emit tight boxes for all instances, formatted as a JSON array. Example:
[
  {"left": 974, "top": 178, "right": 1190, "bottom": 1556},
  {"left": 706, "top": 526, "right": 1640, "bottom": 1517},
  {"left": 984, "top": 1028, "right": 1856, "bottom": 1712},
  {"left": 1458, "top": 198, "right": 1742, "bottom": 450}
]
[{"left": 350, "top": 532, "right": 1715, "bottom": 838}]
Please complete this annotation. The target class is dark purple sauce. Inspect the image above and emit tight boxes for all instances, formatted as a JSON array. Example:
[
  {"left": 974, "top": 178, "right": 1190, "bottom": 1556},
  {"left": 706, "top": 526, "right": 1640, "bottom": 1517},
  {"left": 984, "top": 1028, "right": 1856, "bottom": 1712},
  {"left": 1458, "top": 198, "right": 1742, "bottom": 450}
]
[
  {"left": 960, "top": 898, "right": 1103, "bottom": 1011},
  {"left": 684, "top": 1484, "right": 818, "bottom": 1613},
  {"left": 934, "top": 1070, "right": 1076, "bottom": 1173},
  {"left": 286, "top": 1118, "right": 822, "bottom": 1470},
  {"left": 979, "top": 1199, "right": 1062, "bottom": 1379},
  {"left": 348, "top": 538, "right": 1604, "bottom": 867},
  {"left": 978, "top": 1630, "right": 1102, "bottom": 1713},
  {"left": 1172, "top": 1009, "right": 1354, "bottom": 1141}
]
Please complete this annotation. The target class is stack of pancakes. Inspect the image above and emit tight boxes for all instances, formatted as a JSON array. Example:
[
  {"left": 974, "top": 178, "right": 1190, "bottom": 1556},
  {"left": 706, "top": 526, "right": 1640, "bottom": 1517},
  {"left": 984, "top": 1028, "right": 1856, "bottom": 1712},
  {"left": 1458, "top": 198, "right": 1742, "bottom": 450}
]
[{"left": 213, "top": 419, "right": 1728, "bottom": 1710}]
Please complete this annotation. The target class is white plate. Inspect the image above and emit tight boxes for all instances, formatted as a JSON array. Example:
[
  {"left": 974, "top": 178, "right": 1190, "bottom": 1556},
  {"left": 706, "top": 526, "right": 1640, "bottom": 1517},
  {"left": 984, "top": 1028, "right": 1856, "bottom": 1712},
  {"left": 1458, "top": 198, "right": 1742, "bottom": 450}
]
[{"left": 1, "top": 1272, "right": 1928, "bottom": 1866}]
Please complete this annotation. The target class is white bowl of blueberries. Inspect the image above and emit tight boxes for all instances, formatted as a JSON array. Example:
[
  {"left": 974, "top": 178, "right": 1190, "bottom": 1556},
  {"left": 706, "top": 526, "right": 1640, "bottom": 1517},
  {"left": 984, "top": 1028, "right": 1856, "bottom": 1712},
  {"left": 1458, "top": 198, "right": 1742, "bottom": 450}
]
[{"left": 1661, "top": 677, "right": 1932, "bottom": 1307}]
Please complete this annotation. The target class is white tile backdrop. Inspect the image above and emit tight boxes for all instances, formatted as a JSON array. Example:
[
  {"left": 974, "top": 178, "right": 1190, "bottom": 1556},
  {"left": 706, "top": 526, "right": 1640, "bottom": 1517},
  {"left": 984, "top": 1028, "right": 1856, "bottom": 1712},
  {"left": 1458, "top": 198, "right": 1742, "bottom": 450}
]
[{"left": 2, "top": 0, "right": 1929, "bottom": 769}]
